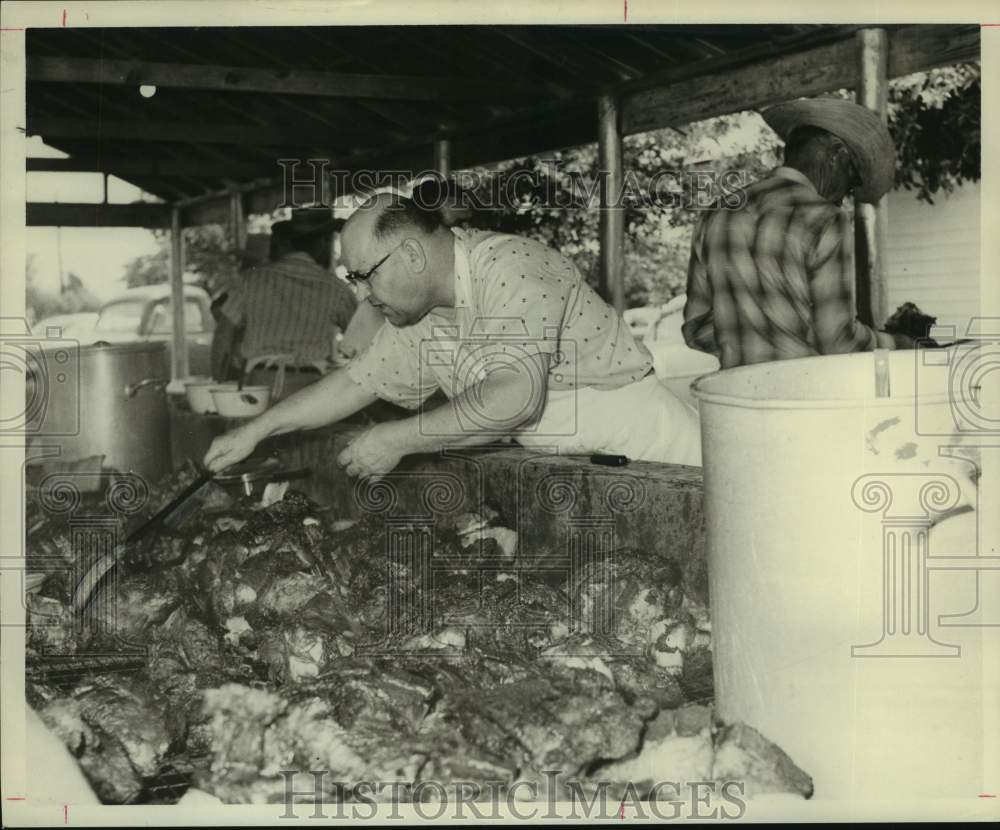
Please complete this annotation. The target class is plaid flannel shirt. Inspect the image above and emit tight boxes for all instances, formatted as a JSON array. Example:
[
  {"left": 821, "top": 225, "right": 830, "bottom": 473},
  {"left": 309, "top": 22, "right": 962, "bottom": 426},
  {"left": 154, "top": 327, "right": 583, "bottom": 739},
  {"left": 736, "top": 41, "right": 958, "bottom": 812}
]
[{"left": 683, "top": 166, "right": 896, "bottom": 369}]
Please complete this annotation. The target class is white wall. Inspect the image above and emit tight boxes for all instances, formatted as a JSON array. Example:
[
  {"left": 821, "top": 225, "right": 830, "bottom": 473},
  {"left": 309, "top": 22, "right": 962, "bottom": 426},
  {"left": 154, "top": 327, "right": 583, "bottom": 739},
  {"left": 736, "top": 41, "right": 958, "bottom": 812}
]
[{"left": 886, "top": 182, "right": 981, "bottom": 332}]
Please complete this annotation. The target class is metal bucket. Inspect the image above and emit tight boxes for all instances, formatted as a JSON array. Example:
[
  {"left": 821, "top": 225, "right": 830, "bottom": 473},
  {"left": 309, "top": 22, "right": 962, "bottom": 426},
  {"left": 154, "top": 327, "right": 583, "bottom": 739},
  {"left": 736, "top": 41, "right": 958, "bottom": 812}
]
[
  {"left": 691, "top": 347, "right": 993, "bottom": 800},
  {"left": 26, "top": 342, "right": 172, "bottom": 483}
]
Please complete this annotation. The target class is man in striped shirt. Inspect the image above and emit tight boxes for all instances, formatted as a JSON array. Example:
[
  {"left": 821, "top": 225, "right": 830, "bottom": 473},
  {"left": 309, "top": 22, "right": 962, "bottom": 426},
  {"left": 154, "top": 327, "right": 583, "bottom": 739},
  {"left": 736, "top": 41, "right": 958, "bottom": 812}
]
[
  {"left": 683, "top": 98, "right": 914, "bottom": 370},
  {"left": 218, "top": 209, "right": 359, "bottom": 394}
]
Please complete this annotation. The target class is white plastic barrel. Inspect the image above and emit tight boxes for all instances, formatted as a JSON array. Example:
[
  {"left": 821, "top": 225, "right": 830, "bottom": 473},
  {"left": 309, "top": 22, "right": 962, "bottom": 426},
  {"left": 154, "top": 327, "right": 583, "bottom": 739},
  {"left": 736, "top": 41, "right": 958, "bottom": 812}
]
[{"left": 691, "top": 347, "right": 996, "bottom": 801}]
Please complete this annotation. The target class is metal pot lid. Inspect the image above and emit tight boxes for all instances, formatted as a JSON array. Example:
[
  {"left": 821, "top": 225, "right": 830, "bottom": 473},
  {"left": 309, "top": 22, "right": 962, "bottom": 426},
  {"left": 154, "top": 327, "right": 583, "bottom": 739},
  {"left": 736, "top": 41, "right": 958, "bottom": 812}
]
[
  {"left": 85, "top": 341, "right": 169, "bottom": 355},
  {"left": 38, "top": 340, "right": 169, "bottom": 356}
]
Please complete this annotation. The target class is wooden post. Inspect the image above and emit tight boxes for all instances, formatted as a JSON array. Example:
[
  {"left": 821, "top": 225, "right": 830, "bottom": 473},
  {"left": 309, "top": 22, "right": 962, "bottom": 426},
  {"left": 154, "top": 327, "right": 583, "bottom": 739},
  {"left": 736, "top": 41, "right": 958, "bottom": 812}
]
[
  {"left": 169, "top": 206, "right": 189, "bottom": 380},
  {"left": 228, "top": 190, "right": 246, "bottom": 252},
  {"left": 433, "top": 139, "right": 451, "bottom": 179},
  {"left": 597, "top": 94, "right": 626, "bottom": 314},
  {"left": 855, "top": 28, "right": 890, "bottom": 328}
]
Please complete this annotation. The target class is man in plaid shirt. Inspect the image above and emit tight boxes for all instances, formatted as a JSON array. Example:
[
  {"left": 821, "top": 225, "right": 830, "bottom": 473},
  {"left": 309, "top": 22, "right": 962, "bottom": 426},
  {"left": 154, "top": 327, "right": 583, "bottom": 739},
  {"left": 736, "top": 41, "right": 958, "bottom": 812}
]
[{"left": 683, "top": 98, "right": 914, "bottom": 370}]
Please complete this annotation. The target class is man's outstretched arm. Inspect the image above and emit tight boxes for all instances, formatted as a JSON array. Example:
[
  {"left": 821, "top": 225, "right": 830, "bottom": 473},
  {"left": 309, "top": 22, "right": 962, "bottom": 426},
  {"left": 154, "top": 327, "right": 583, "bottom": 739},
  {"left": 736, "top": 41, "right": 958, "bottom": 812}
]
[
  {"left": 337, "top": 353, "right": 550, "bottom": 478},
  {"left": 203, "top": 368, "right": 378, "bottom": 471}
]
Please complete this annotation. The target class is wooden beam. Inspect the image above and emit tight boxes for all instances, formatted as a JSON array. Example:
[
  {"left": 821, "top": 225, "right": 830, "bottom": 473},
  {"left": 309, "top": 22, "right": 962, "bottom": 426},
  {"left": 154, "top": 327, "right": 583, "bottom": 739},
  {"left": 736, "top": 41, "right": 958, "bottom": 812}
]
[
  {"left": 179, "top": 24, "right": 977, "bottom": 228},
  {"left": 622, "top": 24, "right": 979, "bottom": 136},
  {"left": 597, "top": 95, "right": 626, "bottom": 314},
  {"left": 886, "top": 24, "right": 983, "bottom": 77},
  {"left": 229, "top": 190, "right": 246, "bottom": 253},
  {"left": 497, "top": 30, "right": 614, "bottom": 89},
  {"left": 854, "top": 29, "right": 891, "bottom": 329},
  {"left": 26, "top": 56, "right": 549, "bottom": 102},
  {"left": 180, "top": 103, "right": 597, "bottom": 226},
  {"left": 26, "top": 202, "right": 171, "bottom": 228},
  {"left": 27, "top": 156, "right": 269, "bottom": 179},
  {"left": 26, "top": 117, "right": 348, "bottom": 148}
]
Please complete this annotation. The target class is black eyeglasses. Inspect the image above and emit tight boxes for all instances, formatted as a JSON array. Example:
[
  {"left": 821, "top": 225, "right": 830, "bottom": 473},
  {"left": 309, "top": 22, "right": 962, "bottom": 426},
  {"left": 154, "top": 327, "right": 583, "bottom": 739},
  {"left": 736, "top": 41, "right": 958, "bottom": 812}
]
[{"left": 345, "top": 242, "right": 404, "bottom": 284}]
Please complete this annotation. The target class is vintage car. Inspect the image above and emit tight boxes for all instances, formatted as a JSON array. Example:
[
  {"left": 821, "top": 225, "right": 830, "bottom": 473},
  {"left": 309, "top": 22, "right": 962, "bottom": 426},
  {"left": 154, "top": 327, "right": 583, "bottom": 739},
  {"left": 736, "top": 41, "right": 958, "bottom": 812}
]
[{"left": 92, "top": 284, "right": 215, "bottom": 376}]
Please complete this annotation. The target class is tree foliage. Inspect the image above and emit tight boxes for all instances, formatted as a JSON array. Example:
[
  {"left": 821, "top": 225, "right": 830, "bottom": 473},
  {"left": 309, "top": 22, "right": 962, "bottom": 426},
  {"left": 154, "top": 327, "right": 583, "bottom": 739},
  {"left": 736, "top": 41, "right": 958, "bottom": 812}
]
[
  {"left": 25, "top": 254, "right": 102, "bottom": 325},
  {"left": 121, "top": 225, "right": 240, "bottom": 296},
  {"left": 463, "top": 63, "right": 980, "bottom": 305},
  {"left": 889, "top": 62, "right": 980, "bottom": 203}
]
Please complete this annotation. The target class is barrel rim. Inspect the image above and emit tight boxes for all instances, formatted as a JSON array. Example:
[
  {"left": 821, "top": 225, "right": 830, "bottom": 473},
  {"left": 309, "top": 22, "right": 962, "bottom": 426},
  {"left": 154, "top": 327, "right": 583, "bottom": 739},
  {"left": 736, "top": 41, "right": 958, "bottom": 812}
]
[
  {"left": 690, "top": 383, "right": 956, "bottom": 410},
  {"left": 690, "top": 349, "right": 958, "bottom": 411}
]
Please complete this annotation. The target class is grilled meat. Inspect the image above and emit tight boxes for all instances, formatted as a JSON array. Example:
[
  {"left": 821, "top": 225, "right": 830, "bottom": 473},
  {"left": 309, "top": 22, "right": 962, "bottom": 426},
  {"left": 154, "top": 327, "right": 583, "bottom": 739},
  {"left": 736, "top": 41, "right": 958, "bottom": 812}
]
[{"left": 27, "top": 467, "right": 813, "bottom": 806}]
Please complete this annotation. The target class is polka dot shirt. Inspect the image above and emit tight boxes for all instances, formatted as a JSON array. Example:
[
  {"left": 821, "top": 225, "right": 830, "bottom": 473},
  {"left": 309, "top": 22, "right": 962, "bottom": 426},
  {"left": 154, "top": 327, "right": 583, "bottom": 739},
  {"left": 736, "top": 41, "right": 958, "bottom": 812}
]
[{"left": 346, "top": 228, "right": 652, "bottom": 408}]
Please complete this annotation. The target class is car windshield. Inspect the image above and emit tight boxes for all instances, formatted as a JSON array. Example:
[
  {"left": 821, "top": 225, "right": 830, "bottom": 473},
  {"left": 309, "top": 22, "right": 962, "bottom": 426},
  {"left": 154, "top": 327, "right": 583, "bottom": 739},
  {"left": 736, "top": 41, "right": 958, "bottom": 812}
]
[
  {"left": 148, "top": 300, "right": 205, "bottom": 334},
  {"left": 95, "top": 300, "right": 144, "bottom": 333}
]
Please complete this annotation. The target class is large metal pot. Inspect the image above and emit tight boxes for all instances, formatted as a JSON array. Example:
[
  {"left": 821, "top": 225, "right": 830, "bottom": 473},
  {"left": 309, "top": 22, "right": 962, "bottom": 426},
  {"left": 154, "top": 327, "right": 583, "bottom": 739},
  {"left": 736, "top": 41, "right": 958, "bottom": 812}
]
[{"left": 26, "top": 342, "right": 172, "bottom": 483}]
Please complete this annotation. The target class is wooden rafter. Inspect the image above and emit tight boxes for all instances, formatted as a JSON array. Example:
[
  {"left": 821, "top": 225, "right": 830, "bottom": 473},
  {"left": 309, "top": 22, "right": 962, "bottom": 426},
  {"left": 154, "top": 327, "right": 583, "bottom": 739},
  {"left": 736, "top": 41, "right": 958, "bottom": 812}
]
[
  {"left": 27, "top": 117, "right": 345, "bottom": 149},
  {"left": 27, "top": 56, "right": 551, "bottom": 102},
  {"left": 27, "top": 157, "right": 269, "bottom": 178},
  {"left": 622, "top": 23, "right": 979, "bottom": 136},
  {"left": 26, "top": 202, "right": 172, "bottom": 228}
]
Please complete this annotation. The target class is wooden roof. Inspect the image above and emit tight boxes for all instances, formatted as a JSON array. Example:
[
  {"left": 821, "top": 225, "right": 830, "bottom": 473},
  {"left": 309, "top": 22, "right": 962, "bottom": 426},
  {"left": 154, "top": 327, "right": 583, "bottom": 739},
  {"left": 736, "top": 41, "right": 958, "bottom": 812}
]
[{"left": 24, "top": 24, "right": 979, "bottom": 225}]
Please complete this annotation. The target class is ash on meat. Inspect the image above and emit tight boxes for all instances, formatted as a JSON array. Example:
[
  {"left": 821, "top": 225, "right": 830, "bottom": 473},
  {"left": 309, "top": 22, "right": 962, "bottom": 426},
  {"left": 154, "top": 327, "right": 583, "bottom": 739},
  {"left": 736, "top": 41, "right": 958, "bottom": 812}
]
[{"left": 25, "top": 473, "right": 810, "bottom": 804}]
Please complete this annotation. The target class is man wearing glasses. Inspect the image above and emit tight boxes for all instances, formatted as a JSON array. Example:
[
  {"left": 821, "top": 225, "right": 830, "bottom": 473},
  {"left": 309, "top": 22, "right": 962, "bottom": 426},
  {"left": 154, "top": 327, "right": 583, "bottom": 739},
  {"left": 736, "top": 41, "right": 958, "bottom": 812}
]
[{"left": 204, "top": 192, "right": 702, "bottom": 477}]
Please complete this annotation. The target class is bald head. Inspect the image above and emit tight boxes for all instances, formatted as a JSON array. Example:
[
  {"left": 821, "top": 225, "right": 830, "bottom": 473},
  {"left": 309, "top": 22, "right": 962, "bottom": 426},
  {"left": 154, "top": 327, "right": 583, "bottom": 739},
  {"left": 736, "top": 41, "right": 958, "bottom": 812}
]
[
  {"left": 343, "top": 192, "right": 443, "bottom": 249},
  {"left": 340, "top": 192, "right": 456, "bottom": 328}
]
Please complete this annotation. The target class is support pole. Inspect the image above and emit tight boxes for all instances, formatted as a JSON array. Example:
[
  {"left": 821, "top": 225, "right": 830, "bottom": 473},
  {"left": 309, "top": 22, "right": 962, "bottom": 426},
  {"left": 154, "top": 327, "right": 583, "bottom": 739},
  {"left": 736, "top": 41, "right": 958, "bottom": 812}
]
[
  {"left": 433, "top": 139, "right": 451, "bottom": 179},
  {"left": 597, "top": 94, "right": 626, "bottom": 314},
  {"left": 228, "top": 190, "right": 246, "bottom": 253},
  {"left": 855, "top": 28, "right": 890, "bottom": 328},
  {"left": 169, "top": 206, "right": 189, "bottom": 380}
]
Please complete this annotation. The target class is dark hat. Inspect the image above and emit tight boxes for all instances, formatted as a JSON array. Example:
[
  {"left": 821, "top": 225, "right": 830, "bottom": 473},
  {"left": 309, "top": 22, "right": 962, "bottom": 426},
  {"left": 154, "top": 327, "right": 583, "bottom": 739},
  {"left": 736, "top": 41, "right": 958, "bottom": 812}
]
[
  {"left": 277, "top": 207, "right": 344, "bottom": 239},
  {"left": 761, "top": 98, "right": 896, "bottom": 203}
]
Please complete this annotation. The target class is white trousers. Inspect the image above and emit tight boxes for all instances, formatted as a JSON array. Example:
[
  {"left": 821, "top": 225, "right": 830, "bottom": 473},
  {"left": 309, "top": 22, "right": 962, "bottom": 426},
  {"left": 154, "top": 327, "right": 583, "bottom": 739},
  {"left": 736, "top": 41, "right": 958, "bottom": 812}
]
[{"left": 515, "top": 374, "right": 703, "bottom": 467}]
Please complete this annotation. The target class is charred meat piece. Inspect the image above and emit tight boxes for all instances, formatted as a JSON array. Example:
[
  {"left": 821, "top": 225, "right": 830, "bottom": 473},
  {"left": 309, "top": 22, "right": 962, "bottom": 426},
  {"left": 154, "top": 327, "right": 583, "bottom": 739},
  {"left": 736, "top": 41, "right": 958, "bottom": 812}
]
[
  {"left": 196, "top": 683, "right": 428, "bottom": 804},
  {"left": 711, "top": 722, "right": 813, "bottom": 799},
  {"left": 884, "top": 301, "right": 939, "bottom": 345},
  {"left": 86, "top": 572, "right": 180, "bottom": 644},
  {"left": 447, "top": 676, "right": 648, "bottom": 778},
  {"left": 38, "top": 696, "right": 143, "bottom": 804},
  {"left": 152, "top": 607, "right": 224, "bottom": 673},
  {"left": 70, "top": 675, "right": 171, "bottom": 778},
  {"left": 36, "top": 674, "right": 172, "bottom": 804},
  {"left": 26, "top": 593, "right": 78, "bottom": 656}
]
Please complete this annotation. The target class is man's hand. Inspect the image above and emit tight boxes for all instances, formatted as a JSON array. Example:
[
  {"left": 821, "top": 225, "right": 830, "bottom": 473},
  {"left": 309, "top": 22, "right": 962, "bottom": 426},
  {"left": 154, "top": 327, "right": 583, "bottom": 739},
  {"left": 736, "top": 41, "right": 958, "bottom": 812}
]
[
  {"left": 203, "top": 425, "right": 260, "bottom": 473},
  {"left": 336, "top": 422, "right": 405, "bottom": 479}
]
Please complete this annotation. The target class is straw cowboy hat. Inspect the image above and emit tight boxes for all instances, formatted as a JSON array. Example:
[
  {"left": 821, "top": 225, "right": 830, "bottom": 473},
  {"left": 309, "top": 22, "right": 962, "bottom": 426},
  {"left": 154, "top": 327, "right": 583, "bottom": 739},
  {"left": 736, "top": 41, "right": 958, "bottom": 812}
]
[
  {"left": 272, "top": 207, "right": 344, "bottom": 239},
  {"left": 761, "top": 98, "right": 896, "bottom": 203}
]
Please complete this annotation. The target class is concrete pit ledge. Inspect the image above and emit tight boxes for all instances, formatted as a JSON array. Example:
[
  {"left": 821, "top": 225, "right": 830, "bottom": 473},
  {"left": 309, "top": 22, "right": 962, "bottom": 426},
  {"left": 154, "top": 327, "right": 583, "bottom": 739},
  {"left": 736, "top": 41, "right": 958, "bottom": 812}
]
[{"left": 170, "top": 405, "right": 708, "bottom": 604}]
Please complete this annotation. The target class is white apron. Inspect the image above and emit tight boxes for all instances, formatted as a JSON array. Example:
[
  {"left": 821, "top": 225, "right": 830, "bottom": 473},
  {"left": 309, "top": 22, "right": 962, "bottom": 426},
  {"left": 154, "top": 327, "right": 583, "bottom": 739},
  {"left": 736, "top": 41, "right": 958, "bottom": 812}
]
[{"left": 515, "top": 374, "right": 703, "bottom": 467}]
